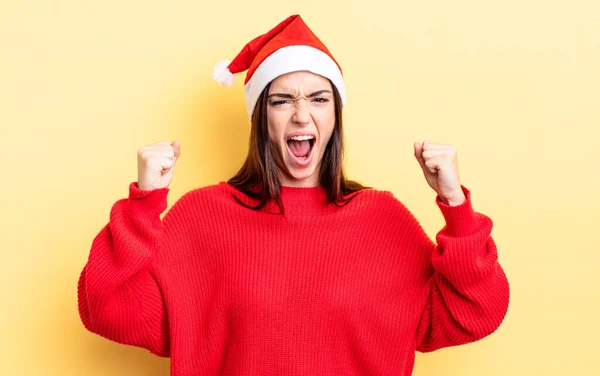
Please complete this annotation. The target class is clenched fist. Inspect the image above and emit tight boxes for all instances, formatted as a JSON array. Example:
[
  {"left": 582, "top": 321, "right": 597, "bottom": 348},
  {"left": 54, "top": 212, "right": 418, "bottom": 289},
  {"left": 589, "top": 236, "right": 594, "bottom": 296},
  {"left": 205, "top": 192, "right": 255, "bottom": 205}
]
[
  {"left": 413, "top": 141, "right": 466, "bottom": 206},
  {"left": 137, "top": 140, "right": 181, "bottom": 190}
]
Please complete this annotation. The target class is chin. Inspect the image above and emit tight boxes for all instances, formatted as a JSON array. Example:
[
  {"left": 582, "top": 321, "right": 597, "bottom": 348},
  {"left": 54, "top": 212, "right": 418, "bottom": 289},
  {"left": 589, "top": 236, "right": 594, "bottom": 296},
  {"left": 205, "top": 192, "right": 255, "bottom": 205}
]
[{"left": 283, "top": 161, "right": 319, "bottom": 185}]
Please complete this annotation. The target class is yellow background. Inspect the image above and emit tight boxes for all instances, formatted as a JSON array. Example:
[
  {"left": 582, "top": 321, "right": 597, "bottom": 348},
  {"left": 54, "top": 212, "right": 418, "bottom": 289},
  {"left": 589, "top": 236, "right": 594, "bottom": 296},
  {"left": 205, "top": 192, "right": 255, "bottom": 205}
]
[{"left": 2, "top": 1, "right": 598, "bottom": 375}]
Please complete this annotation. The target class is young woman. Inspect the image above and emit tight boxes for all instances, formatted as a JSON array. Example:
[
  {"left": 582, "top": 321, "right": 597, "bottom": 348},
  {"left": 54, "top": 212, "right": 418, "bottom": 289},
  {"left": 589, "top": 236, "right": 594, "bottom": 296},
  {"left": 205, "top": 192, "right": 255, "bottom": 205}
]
[{"left": 78, "top": 14, "right": 509, "bottom": 375}]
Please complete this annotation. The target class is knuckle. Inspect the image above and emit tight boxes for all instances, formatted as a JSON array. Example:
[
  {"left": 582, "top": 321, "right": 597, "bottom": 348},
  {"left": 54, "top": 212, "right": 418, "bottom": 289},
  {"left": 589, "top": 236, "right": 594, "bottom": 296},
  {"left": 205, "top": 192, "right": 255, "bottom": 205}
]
[{"left": 140, "top": 152, "right": 153, "bottom": 162}]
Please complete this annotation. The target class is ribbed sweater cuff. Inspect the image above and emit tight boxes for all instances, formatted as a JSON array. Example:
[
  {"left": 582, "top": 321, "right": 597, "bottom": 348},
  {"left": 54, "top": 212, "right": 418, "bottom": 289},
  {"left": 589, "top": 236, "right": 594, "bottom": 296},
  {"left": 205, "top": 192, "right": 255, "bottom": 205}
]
[
  {"left": 128, "top": 181, "right": 170, "bottom": 216},
  {"left": 435, "top": 185, "right": 477, "bottom": 236}
]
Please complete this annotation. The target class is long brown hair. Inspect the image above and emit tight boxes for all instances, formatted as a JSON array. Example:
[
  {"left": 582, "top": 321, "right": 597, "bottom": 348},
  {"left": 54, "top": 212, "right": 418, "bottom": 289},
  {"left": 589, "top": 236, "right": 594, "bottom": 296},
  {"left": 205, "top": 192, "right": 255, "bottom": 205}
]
[{"left": 227, "top": 79, "right": 369, "bottom": 214}]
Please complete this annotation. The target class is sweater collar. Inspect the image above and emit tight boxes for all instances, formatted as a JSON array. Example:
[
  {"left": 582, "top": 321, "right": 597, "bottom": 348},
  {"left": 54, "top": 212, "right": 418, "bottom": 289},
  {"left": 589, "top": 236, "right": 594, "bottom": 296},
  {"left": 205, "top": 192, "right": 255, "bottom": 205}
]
[
  {"left": 274, "top": 185, "right": 333, "bottom": 216},
  {"left": 279, "top": 184, "right": 327, "bottom": 203},
  {"left": 223, "top": 182, "right": 335, "bottom": 216}
]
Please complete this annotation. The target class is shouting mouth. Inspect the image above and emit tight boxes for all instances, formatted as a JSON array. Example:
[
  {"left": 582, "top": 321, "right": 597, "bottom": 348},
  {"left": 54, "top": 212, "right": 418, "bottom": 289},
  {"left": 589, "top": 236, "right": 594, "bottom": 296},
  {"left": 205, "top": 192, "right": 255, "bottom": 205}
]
[{"left": 286, "top": 134, "right": 315, "bottom": 166}]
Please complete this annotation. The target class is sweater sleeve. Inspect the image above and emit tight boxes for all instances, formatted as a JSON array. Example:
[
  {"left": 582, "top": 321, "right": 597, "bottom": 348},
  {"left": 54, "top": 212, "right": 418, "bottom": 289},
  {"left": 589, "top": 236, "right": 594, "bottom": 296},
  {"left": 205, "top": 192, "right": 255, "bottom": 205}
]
[
  {"left": 413, "top": 185, "right": 510, "bottom": 352},
  {"left": 77, "top": 182, "right": 172, "bottom": 357}
]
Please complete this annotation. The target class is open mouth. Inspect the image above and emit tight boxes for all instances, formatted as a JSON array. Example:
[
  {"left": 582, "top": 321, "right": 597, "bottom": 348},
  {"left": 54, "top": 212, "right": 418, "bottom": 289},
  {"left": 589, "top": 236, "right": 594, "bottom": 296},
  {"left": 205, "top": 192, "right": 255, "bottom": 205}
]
[{"left": 286, "top": 135, "right": 315, "bottom": 165}]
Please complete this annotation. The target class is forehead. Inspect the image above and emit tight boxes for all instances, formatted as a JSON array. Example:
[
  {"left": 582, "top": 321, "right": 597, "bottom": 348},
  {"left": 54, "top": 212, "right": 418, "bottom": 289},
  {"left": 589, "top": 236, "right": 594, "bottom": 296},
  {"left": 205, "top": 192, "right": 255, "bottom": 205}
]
[{"left": 269, "top": 71, "right": 332, "bottom": 93}]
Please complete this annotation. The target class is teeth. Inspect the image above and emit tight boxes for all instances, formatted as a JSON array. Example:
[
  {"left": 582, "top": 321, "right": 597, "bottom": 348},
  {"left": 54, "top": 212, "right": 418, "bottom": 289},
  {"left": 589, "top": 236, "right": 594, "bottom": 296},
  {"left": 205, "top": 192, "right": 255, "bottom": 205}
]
[{"left": 288, "top": 135, "right": 315, "bottom": 141}]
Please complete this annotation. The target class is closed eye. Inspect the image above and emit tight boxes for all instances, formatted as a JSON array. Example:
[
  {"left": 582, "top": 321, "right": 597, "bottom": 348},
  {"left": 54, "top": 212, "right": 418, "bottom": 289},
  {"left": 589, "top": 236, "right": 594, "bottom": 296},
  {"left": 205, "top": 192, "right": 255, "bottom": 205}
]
[{"left": 269, "top": 97, "right": 329, "bottom": 106}]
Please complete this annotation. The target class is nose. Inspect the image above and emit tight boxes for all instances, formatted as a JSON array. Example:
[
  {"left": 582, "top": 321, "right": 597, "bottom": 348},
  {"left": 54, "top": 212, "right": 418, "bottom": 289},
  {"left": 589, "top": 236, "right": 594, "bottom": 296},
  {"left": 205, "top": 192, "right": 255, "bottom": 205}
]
[{"left": 292, "top": 99, "right": 311, "bottom": 126}]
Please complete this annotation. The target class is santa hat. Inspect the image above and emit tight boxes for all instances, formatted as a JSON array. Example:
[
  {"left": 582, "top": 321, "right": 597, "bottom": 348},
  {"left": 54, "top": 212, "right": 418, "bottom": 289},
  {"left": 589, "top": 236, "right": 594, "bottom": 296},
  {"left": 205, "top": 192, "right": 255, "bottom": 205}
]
[{"left": 212, "top": 14, "right": 346, "bottom": 120}]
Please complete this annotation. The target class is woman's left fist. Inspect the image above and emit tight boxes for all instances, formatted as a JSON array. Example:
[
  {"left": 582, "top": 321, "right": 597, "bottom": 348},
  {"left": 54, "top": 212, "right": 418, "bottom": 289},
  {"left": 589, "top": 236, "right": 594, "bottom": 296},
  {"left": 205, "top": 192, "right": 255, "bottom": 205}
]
[{"left": 414, "top": 141, "right": 466, "bottom": 206}]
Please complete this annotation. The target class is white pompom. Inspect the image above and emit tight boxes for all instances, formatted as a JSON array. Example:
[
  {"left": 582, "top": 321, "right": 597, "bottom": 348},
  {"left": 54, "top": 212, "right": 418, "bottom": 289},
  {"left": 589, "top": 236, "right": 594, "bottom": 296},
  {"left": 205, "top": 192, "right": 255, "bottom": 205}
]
[{"left": 212, "top": 60, "right": 235, "bottom": 87}]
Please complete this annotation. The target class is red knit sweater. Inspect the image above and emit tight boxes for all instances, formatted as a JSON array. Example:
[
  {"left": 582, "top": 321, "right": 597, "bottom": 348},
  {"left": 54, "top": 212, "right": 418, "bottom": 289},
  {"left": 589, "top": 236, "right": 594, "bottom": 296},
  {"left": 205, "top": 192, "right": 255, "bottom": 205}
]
[{"left": 77, "top": 181, "right": 509, "bottom": 375}]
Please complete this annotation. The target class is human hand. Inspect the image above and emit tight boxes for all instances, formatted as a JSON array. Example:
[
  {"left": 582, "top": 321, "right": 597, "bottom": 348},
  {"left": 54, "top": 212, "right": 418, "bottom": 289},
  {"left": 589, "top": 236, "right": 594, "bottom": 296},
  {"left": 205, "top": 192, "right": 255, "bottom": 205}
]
[
  {"left": 413, "top": 141, "right": 466, "bottom": 206},
  {"left": 137, "top": 140, "right": 181, "bottom": 190}
]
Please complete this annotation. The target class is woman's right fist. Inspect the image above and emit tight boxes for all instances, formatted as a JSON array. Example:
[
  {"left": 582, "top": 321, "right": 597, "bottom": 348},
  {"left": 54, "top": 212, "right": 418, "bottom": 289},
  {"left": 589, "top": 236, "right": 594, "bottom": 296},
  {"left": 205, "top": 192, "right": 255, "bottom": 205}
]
[{"left": 137, "top": 140, "right": 181, "bottom": 190}]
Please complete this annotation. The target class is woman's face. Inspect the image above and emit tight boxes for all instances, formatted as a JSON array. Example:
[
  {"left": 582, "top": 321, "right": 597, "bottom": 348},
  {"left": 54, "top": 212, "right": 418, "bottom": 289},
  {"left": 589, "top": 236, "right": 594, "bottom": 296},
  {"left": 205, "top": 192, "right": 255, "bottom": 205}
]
[{"left": 267, "top": 71, "right": 336, "bottom": 187}]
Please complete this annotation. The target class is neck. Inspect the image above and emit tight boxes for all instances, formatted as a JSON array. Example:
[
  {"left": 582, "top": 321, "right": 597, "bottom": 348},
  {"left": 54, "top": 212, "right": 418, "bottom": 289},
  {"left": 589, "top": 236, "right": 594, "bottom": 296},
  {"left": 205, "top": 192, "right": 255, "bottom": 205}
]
[{"left": 279, "top": 166, "right": 321, "bottom": 188}]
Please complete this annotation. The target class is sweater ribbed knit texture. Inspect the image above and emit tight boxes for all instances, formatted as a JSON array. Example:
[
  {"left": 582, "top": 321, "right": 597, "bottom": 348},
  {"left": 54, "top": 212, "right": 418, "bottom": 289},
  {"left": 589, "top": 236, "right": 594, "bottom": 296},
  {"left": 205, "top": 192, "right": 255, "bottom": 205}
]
[{"left": 77, "top": 181, "right": 510, "bottom": 375}]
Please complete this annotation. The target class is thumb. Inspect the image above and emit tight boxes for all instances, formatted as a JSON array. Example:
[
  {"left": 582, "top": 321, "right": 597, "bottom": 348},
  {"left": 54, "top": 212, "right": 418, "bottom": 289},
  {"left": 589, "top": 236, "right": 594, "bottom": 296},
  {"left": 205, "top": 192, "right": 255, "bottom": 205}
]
[
  {"left": 414, "top": 141, "right": 425, "bottom": 168},
  {"left": 171, "top": 140, "right": 181, "bottom": 159}
]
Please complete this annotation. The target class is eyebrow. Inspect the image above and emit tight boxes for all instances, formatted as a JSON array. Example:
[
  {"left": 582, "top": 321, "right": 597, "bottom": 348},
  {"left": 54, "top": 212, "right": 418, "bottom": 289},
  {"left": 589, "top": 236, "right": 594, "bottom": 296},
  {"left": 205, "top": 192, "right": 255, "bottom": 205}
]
[{"left": 267, "top": 90, "right": 332, "bottom": 99}]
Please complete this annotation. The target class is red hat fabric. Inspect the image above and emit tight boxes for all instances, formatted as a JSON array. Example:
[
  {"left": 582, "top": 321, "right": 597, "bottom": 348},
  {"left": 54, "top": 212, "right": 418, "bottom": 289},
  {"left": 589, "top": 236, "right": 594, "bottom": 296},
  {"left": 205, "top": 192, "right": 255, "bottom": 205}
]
[{"left": 212, "top": 15, "right": 346, "bottom": 119}]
